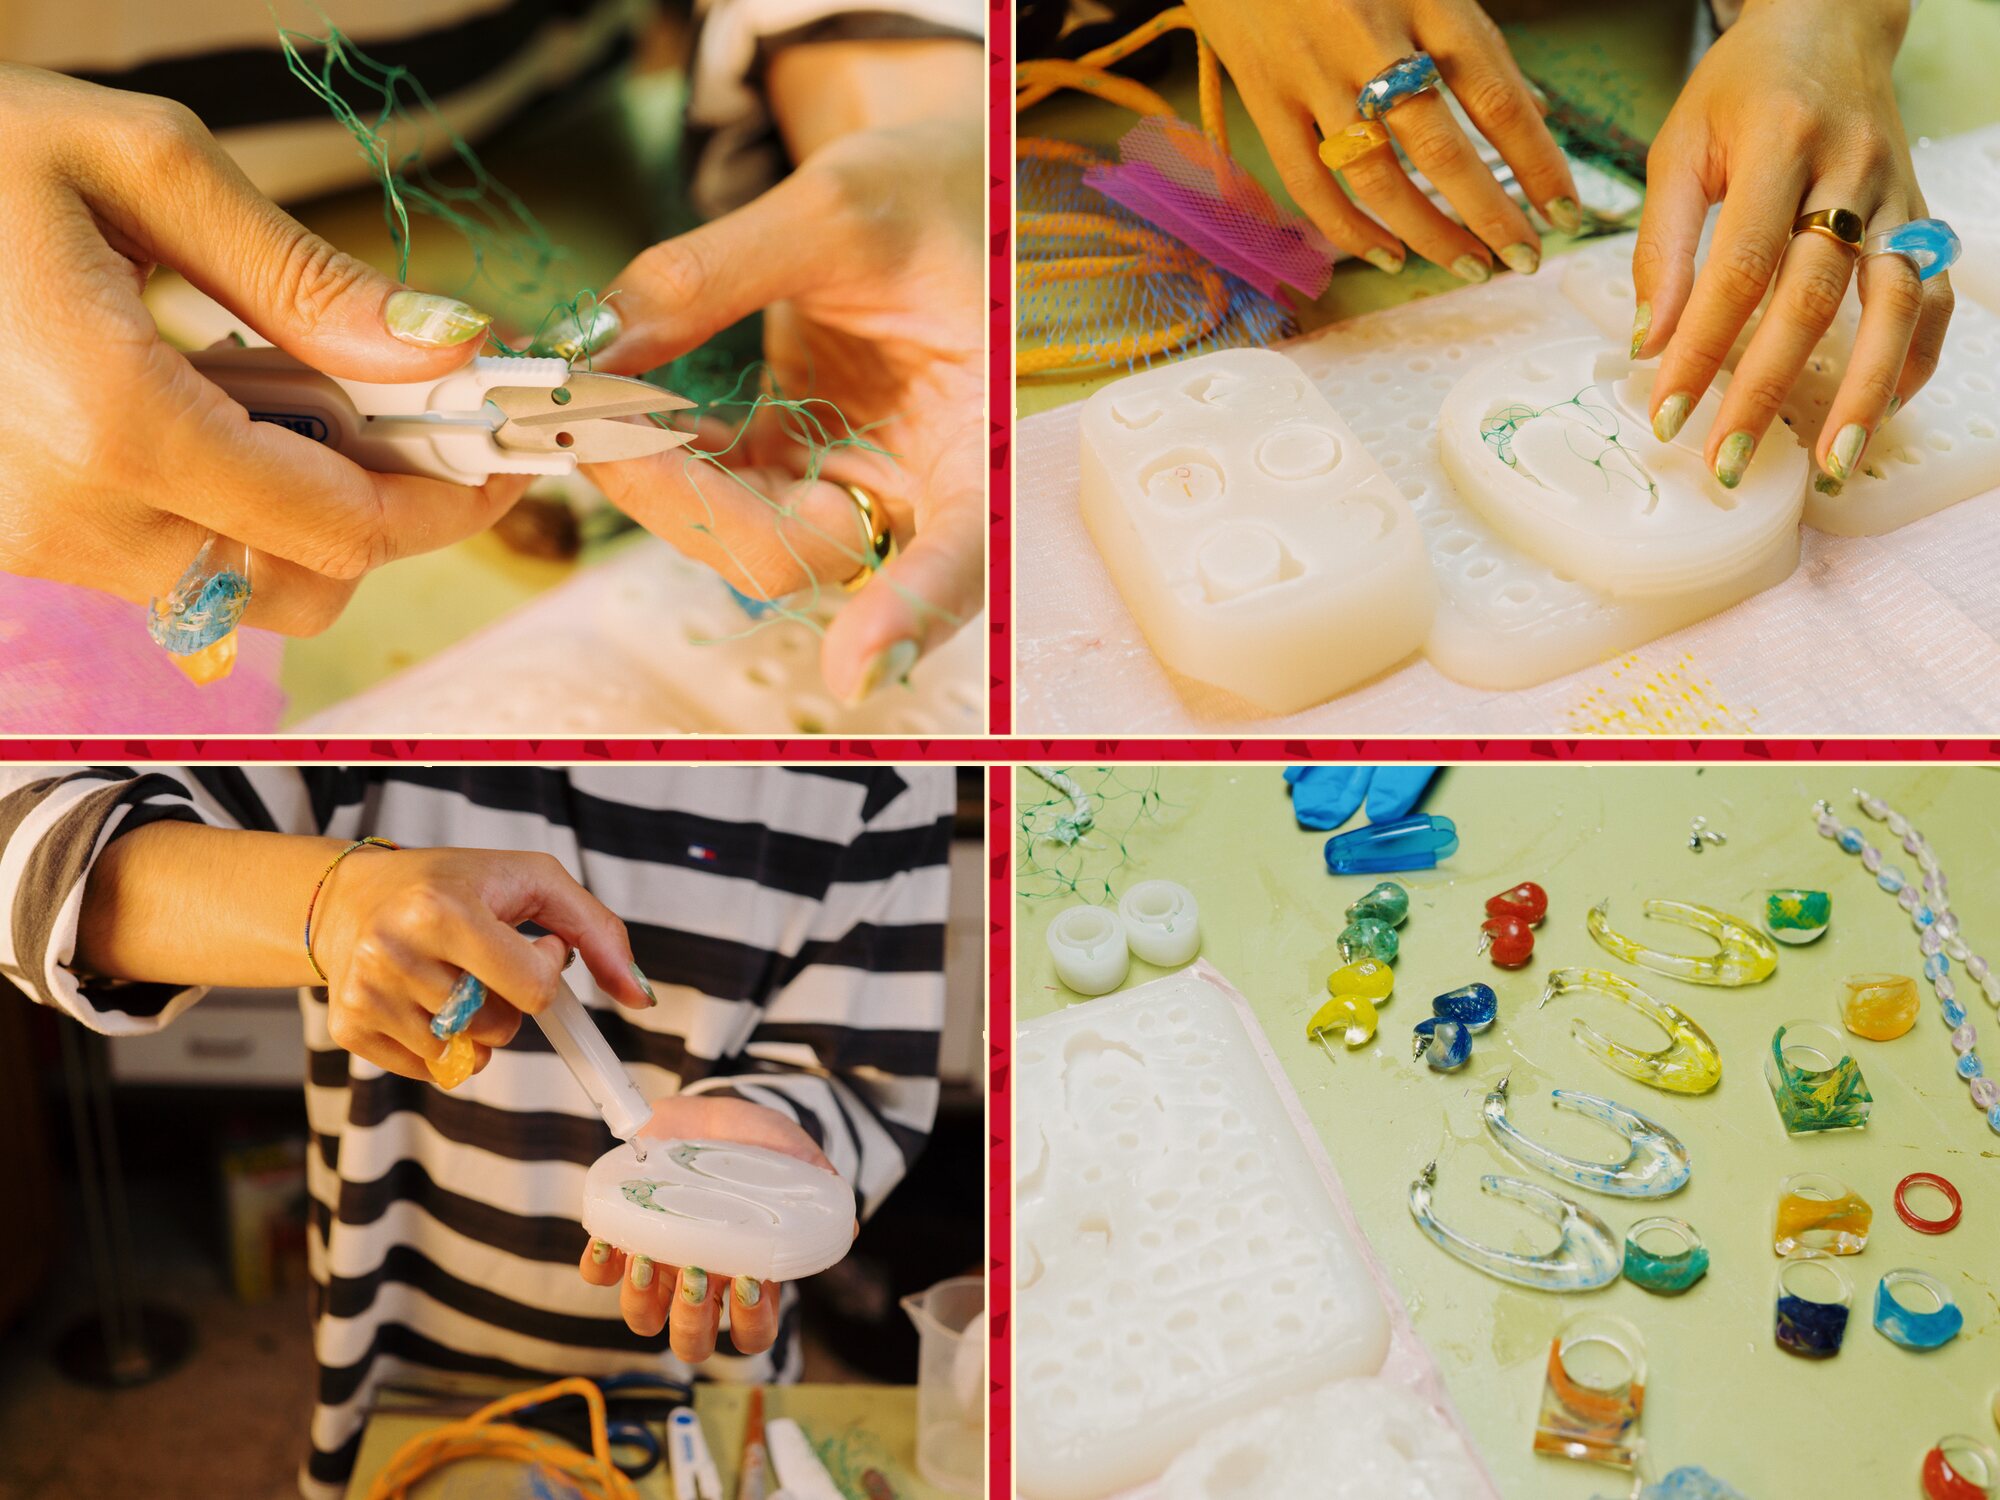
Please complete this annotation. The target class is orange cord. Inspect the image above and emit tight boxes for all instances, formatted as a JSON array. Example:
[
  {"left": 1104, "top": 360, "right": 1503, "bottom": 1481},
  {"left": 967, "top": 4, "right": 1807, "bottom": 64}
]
[{"left": 362, "top": 1378, "right": 643, "bottom": 1500}]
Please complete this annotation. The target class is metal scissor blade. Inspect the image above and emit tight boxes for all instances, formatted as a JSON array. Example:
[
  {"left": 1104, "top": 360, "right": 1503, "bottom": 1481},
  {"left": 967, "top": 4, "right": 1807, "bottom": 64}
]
[
  {"left": 488, "top": 373, "right": 696, "bottom": 427},
  {"left": 498, "top": 416, "right": 698, "bottom": 463}
]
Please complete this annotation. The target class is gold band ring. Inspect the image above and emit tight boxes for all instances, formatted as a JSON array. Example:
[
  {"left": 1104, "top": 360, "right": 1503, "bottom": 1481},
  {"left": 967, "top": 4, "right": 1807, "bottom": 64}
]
[
  {"left": 837, "top": 482, "right": 897, "bottom": 592},
  {"left": 1791, "top": 207, "right": 1865, "bottom": 251}
]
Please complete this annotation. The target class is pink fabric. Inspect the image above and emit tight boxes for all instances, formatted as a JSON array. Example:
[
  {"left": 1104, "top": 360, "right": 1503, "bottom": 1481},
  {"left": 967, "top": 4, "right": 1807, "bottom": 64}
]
[
  {"left": 1084, "top": 117, "right": 1335, "bottom": 300},
  {"left": 0, "top": 574, "right": 285, "bottom": 733}
]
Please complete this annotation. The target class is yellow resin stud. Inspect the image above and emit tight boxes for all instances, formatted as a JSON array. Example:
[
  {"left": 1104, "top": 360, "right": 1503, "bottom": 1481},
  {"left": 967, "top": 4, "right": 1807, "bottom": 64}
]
[
  {"left": 1837, "top": 973, "right": 1919, "bottom": 1040},
  {"left": 1309, "top": 958, "right": 1394, "bottom": 1047}
]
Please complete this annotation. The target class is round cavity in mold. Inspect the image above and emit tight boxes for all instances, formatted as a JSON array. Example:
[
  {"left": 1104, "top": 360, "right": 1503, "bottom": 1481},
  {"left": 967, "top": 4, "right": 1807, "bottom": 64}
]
[
  {"left": 1255, "top": 425, "right": 1341, "bottom": 479},
  {"left": 1109, "top": 398, "right": 1163, "bottom": 430},
  {"left": 1399, "top": 478, "right": 1429, "bottom": 500},
  {"left": 1928, "top": 432, "right": 1954, "bottom": 452},
  {"left": 1969, "top": 418, "right": 1997, "bottom": 440},
  {"left": 1437, "top": 530, "right": 1476, "bottom": 556},
  {"left": 1466, "top": 558, "right": 1498, "bottom": 579},
  {"left": 1966, "top": 373, "right": 1994, "bottom": 394},
  {"left": 1499, "top": 583, "right": 1536, "bottom": 606},
  {"left": 1142, "top": 450, "right": 1225, "bottom": 508},
  {"left": 1198, "top": 524, "right": 1298, "bottom": 603}
]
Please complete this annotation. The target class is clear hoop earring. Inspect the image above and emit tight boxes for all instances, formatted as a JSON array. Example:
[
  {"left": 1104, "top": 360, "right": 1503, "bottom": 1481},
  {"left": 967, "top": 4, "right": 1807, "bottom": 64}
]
[
  {"left": 1482, "top": 1076, "right": 1692, "bottom": 1197},
  {"left": 1587, "top": 898, "right": 1779, "bottom": 986},
  {"left": 1408, "top": 1161, "right": 1623, "bottom": 1291},
  {"left": 1541, "top": 967, "right": 1723, "bottom": 1095}
]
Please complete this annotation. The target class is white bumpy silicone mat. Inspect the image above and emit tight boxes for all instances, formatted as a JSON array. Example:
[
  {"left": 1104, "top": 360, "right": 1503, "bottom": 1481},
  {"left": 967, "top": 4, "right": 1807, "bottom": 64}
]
[
  {"left": 1016, "top": 123, "right": 2000, "bottom": 734},
  {"left": 1015, "top": 963, "right": 1494, "bottom": 1500}
]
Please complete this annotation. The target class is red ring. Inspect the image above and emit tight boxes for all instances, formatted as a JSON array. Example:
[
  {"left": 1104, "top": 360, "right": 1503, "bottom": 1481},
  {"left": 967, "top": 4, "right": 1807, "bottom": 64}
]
[
  {"left": 1896, "top": 1172, "right": 1964, "bottom": 1234},
  {"left": 1924, "top": 1443, "right": 1995, "bottom": 1500}
]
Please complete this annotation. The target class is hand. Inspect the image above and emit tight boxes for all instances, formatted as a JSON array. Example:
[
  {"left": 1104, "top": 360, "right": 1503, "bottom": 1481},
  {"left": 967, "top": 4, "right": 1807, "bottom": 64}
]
[
  {"left": 309, "top": 844, "right": 653, "bottom": 1080},
  {"left": 0, "top": 66, "right": 526, "bottom": 635},
  {"left": 576, "top": 1095, "right": 853, "bottom": 1361},
  {"left": 1183, "top": 0, "right": 1580, "bottom": 279},
  {"left": 1631, "top": 0, "right": 1951, "bottom": 488},
  {"left": 584, "top": 59, "right": 983, "bottom": 706}
]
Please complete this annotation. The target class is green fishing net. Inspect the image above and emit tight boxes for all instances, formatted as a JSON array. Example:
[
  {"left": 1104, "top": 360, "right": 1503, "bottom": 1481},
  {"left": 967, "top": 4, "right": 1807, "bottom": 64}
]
[{"left": 1017, "top": 766, "right": 1177, "bottom": 903}]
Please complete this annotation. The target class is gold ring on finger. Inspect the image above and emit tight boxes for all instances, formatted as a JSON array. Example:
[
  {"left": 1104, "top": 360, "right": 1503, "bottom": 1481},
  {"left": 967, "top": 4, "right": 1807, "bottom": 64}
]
[{"left": 837, "top": 482, "right": 897, "bottom": 592}]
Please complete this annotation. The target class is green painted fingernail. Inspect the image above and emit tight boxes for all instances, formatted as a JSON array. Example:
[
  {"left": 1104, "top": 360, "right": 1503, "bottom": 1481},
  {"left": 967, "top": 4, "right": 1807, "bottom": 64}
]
[
  {"left": 1630, "top": 301, "right": 1652, "bottom": 359},
  {"left": 680, "top": 1266, "right": 708, "bottom": 1304},
  {"left": 1544, "top": 197, "right": 1583, "bottom": 235},
  {"left": 590, "top": 1239, "right": 612, "bottom": 1264},
  {"left": 1363, "top": 247, "right": 1404, "bottom": 275},
  {"left": 1715, "top": 431, "right": 1755, "bottom": 488},
  {"left": 628, "top": 960, "right": 656, "bottom": 1005},
  {"left": 1450, "top": 255, "right": 1491, "bottom": 284},
  {"left": 1814, "top": 471, "right": 1844, "bottom": 496},
  {"left": 733, "top": 1275, "right": 761, "bottom": 1307},
  {"left": 1886, "top": 395, "right": 1903, "bottom": 420},
  {"left": 631, "top": 1254, "right": 654, "bottom": 1289},
  {"left": 1652, "top": 393, "right": 1691, "bottom": 443},
  {"left": 1499, "top": 242, "right": 1540, "bottom": 276},
  {"left": 847, "top": 639, "right": 919, "bottom": 708},
  {"left": 384, "top": 290, "right": 491, "bottom": 347},
  {"left": 1827, "top": 422, "right": 1868, "bottom": 481}
]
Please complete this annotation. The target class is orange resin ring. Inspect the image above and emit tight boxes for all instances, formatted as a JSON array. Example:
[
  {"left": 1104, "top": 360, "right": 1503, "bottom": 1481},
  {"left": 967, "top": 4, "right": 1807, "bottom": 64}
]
[
  {"left": 1895, "top": 1171, "right": 1963, "bottom": 1234},
  {"left": 1318, "top": 120, "right": 1391, "bottom": 173}
]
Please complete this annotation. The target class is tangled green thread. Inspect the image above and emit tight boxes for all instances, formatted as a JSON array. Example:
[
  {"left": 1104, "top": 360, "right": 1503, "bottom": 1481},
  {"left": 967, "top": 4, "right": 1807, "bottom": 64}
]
[
  {"left": 1481, "top": 385, "right": 1658, "bottom": 504},
  {"left": 1017, "top": 767, "right": 1175, "bottom": 902}
]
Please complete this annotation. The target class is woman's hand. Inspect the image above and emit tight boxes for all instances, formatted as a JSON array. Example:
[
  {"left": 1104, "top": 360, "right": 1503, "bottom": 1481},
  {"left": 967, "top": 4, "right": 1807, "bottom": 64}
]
[
  {"left": 0, "top": 66, "right": 525, "bottom": 634},
  {"left": 576, "top": 1095, "right": 852, "bottom": 1362},
  {"left": 308, "top": 845, "right": 653, "bottom": 1080},
  {"left": 1631, "top": 0, "right": 1951, "bottom": 488},
  {"left": 584, "top": 41, "right": 984, "bottom": 707},
  {"left": 1183, "top": 0, "right": 1580, "bottom": 280}
]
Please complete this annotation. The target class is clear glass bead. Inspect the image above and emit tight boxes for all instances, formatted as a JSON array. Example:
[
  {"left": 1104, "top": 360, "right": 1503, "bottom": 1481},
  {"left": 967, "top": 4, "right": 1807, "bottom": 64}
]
[
  {"left": 1975, "top": 1076, "right": 2000, "bottom": 1110},
  {"left": 1897, "top": 885, "right": 1922, "bottom": 912},
  {"left": 1815, "top": 812, "right": 1840, "bottom": 837},
  {"left": 1861, "top": 845, "right": 1882, "bottom": 873},
  {"left": 1860, "top": 794, "right": 1887, "bottom": 819},
  {"left": 1878, "top": 866, "right": 1907, "bottom": 893},
  {"left": 1925, "top": 954, "right": 1950, "bottom": 981},
  {"left": 1839, "top": 828, "right": 1866, "bottom": 853},
  {"left": 1904, "top": 832, "right": 1924, "bottom": 855},
  {"left": 1922, "top": 928, "right": 1945, "bottom": 956},
  {"left": 1953, "top": 1023, "right": 1977, "bottom": 1054},
  {"left": 1889, "top": 811, "right": 1910, "bottom": 835},
  {"left": 1946, "top": 938, "right": 1970, "bottom": 963},
  {"left": 1943, "top": 998, "right": 1968, "bottom": 1028},
  {"left": 1937, "top": 974, "right": 1958, "bottom": 1003},
  {"left": 1927, "top": 869, "right": 1948, "bottom": 899},
  {"left": 1957, "top": 1051, "right": 1983, "bottom": 1080},
  {"left": 1917, "top": 905, "right": 1937, "bottom": 927},
  {"left": 1935, "top": 911, "right": 1960, "bottom": 939},
  {"left": 1967, "top": 953, "right": 1990, "bottom": 983}
]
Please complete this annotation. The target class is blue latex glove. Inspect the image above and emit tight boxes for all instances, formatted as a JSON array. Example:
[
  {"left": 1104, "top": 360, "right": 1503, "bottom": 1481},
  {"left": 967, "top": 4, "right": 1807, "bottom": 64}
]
[{"left": 1285, "top": 765, "right": 1438, "bottom": 830}]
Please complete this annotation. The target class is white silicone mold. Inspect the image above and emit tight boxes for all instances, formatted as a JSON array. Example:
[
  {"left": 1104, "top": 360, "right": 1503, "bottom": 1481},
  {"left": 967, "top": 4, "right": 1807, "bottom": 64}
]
[
  {"left": 1437, "top": 337, "right": 1804, "bottom": 595},
  {"left": 1015, "top": 971, "right": 1391, "bottom": 1499},
  {"left": 579, "top": 1138, "right": 854, "bottom": 1282},
  {"left": 1078, "top": 349, "right": 1436, "bottom": 712}
]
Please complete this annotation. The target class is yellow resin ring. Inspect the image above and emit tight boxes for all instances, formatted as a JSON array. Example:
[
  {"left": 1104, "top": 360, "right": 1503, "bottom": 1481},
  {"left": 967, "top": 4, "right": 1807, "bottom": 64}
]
[
  {"left": 837, "top": 482, "right": 898, "bottom": 592},
  {"left": 1791, "top": 207, "right": 1866, "bottom": 251},
  {"left": 1318, "top": 121, "right": 1391, "bottom": 174}
]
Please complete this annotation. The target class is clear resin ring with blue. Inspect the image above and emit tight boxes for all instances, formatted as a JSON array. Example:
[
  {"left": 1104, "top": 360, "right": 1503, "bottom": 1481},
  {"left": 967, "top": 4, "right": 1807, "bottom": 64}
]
[
  {"left": 1623, "top": 1217, "right": 1709, "bottom": 1295},
  {"left": 1413, "top": 1016, "right": 1473, "bottom": 1070},
  {"left": 1862, "top": 218, "right": 1962, "bottom": 282},
  {"left": 1875, "top": 1269, "right": 1964, "bottom": 1350},
  {"left": 1357, "top": 52, "right": 1443, "bottom": 122}
]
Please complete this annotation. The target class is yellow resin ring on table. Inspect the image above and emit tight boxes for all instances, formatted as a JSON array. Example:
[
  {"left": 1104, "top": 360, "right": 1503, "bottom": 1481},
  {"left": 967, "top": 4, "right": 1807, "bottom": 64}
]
[
  {"left": 1791, "top": 207, "right": 1866, "bottom": 251},
  {"left": 838, "top": 481, "right": 897, "bottom": 592},
  {"left": 1318, "top": 120, "right": 1391, "bottom": 174}
]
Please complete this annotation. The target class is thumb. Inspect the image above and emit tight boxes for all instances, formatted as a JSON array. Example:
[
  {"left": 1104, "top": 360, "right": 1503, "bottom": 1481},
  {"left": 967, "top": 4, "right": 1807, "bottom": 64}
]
[
  {"left": 110, "top": 106, "right": 492, "bottom": 380},
  {"left": 591, "top": 170, "right": 848, "bottom": 375}
]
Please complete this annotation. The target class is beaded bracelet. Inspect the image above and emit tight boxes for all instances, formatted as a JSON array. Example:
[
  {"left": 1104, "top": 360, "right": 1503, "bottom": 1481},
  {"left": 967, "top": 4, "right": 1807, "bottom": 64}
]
[
  {"left": 1813, "top": 792, "right": 1998, "bottom": 1134},
  {"left": 304, "top": 837, "right": 400, "bottom": 982}
]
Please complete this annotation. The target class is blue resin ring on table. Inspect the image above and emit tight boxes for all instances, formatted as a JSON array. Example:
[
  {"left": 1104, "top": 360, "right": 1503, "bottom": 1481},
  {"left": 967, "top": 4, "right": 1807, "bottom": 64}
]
[
  {"left": 1875, "top": 1269, "right": 1964, "bottom": 1350},
  {"left": 1774, "top": 1253, "right": 1852, "bottom": 1358},
  {"left": 1862, "top": 218, "right": 1962, "bottom": 282},
  {"left": 1623, "top": 1217, "right": 1709, "bottom": 1295},
  {"left": 1357, "top": 52, "right": 1443, "bottom": 121}
]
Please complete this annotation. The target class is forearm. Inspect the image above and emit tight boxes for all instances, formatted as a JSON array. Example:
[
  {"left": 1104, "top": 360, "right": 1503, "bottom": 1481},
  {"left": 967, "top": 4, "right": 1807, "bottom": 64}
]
[
  {"left": 74, "top": 822, "right": 358, "bottom": 990},
  {"left": 767, "top": 36, "right": 982, "bottom": 161}
]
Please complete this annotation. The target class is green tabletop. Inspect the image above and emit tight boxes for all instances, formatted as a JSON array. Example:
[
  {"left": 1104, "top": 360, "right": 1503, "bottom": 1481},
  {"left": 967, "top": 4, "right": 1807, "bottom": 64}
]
[
  {"left": 1015, "top": 0, "right": 2000, "bottom": 417},
  {"left": 1014, "top": 764, "right": 2000, "bottom": 1498}
]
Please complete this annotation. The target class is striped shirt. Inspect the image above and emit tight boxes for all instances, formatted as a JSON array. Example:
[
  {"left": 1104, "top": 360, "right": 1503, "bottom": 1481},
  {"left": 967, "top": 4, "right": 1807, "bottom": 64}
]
[{"left": 0, "top": 764, "right": 953, "bottom": 1499}]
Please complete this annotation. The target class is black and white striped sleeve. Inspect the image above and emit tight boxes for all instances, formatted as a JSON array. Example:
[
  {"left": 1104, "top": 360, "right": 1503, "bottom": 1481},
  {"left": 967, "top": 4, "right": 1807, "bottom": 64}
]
[
  {"left": 679, "top": 766, "right": 955, "bottom": 1219},
  {"left": 0, "top": 766, "right": 318, "bottom": 1034}
]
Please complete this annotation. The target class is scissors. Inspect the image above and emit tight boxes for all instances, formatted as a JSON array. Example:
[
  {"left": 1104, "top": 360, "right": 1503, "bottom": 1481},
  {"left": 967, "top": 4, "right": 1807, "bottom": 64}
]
[{"left": 189, "top": 344, "right": 696, "bottom": 486}]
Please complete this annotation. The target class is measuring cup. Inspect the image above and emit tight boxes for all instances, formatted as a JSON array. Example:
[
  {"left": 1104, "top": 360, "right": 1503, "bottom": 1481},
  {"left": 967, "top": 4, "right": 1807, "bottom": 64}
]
[{"left": 900, "top": 1274, "right": 984, "bottom": 1494}]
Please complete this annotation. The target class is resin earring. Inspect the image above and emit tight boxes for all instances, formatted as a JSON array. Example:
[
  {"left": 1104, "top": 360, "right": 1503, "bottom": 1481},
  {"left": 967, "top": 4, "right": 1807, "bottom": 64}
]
[
  {"left": 1531, "top": 1313, "right": 1646, "bottom": 1469},
  {"left": 1874, "top": 1269, "right": 1964, "bottom": 1350},
  {"left": 1540, "top": 968, "right": 1723, "bottom": 1094},
  {"left": 1765, "top": 1020, "right": 1872, "bottom": 1133},
  {"left": 1586, "top": 898, "right": 1779, "bottom": 986},
  {"left": 1622, "top": 1218, "right": 1709, "bottom": 1295},
  {"left": 1432, "top": 982, "right": 1497, "bottom": 1029},
  {"left": 1413, "top": 1017, "right": 1472, "bottom": 1070},
  {"left": 1774, "top": 1253, "right": 1852, "bottom": 1359},
  {"left": 1407, "top": 1161, "right": 1623, "bottom": 1291},
  {"left": 1309, "top": 958, "right": 1395, "bottom": 1049},
  {"left": 1773, "top": 1172, "right": 1872, "bottom": 1256},
  {"left": 1481, "top": 1076, "right": 1691, "bottom": 1197}
]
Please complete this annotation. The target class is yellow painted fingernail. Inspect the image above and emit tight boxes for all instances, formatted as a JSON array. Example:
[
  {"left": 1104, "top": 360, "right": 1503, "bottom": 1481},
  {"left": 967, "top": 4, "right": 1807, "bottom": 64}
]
[
  {"left": 1363, "top": 248, "right": 1404, "bottom": 275},
  {"left": 1826, "top": 423, "right": 1868, "bottom": 481},
  {"left": 733, "top": 1275, "right": 762, "bottom": 1307},
  {"left": 1652, "top": 393, "right": 1691, "bottom": 443},
  {"left": 384, "top": 290, "right": 492, "bottom": 347},
  {"left": 1450, "top": 255, "right": 1491, "bottom": 284},
  {"left": 680, "top": 1266, "right": 708, "bottom": 1304},
  {"left": 1544, "top": 197, "right": 1583, "bottom": 236},
  {"left": 1499, "top": 242, "right": 1541, "bottom": 276},
  {"left": 847, "top": 639, "right": 919, "bottom": 707},
  {"left": 1630, "top": 301, "right": 1652, "bottom": 359},
  {"left": 1715, "top": 431, "right": 1755, "bottom": 488},
  {"left": 631, "top": 1254, "right": 654, "bottom": 1289}
]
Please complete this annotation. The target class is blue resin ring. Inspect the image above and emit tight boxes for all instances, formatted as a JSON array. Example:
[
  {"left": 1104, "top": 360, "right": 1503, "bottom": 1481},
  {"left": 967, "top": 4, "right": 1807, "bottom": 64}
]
[
  {"left": 1357, "top": 52, "right": 1443, "bottom": 122},
  {"left": 1623, "top": 1217, "right": 1709, "bottom": 1295},
  {"left": 1774, "top": 1253, "right": 1851, "bottom": 1358},
  {"left": 1413, "top": 1017, "right": 1472, "bottom": 1070},
  {"left": 1875, "top": 1269, "right": 1964, "bottom": 1350},
  {"left": 1862, "top": 218, "right": 1962, "bottom": 282}
]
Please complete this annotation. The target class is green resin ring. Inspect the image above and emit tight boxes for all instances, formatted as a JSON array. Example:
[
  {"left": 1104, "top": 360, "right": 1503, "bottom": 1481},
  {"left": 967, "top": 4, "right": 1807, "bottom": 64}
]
[{"left": 1622, "top": 1216, "right": 1709, "bottom": 1295}]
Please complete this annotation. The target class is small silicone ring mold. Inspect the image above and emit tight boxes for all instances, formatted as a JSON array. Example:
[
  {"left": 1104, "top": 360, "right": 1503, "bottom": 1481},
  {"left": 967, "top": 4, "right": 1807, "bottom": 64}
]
[
  {"left": 1874, "top": 1269, "right": 1964, "bottom": 1351},
  {"left": 1622, "top": 1217, "right": 1709, "bottom": 1295},
  {"left": 1774, "top": 1253, "right": 1852, "bottom": 1359},
  {"left": 1046, "top": 904, "right": 1129, "bottom": 996},
  {"left": 1895, "top": 1171, "right": 1964, "bottom": 1234},
  {"left": 1117, "top": 880, "right": 1200, "bottom": 967}
]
